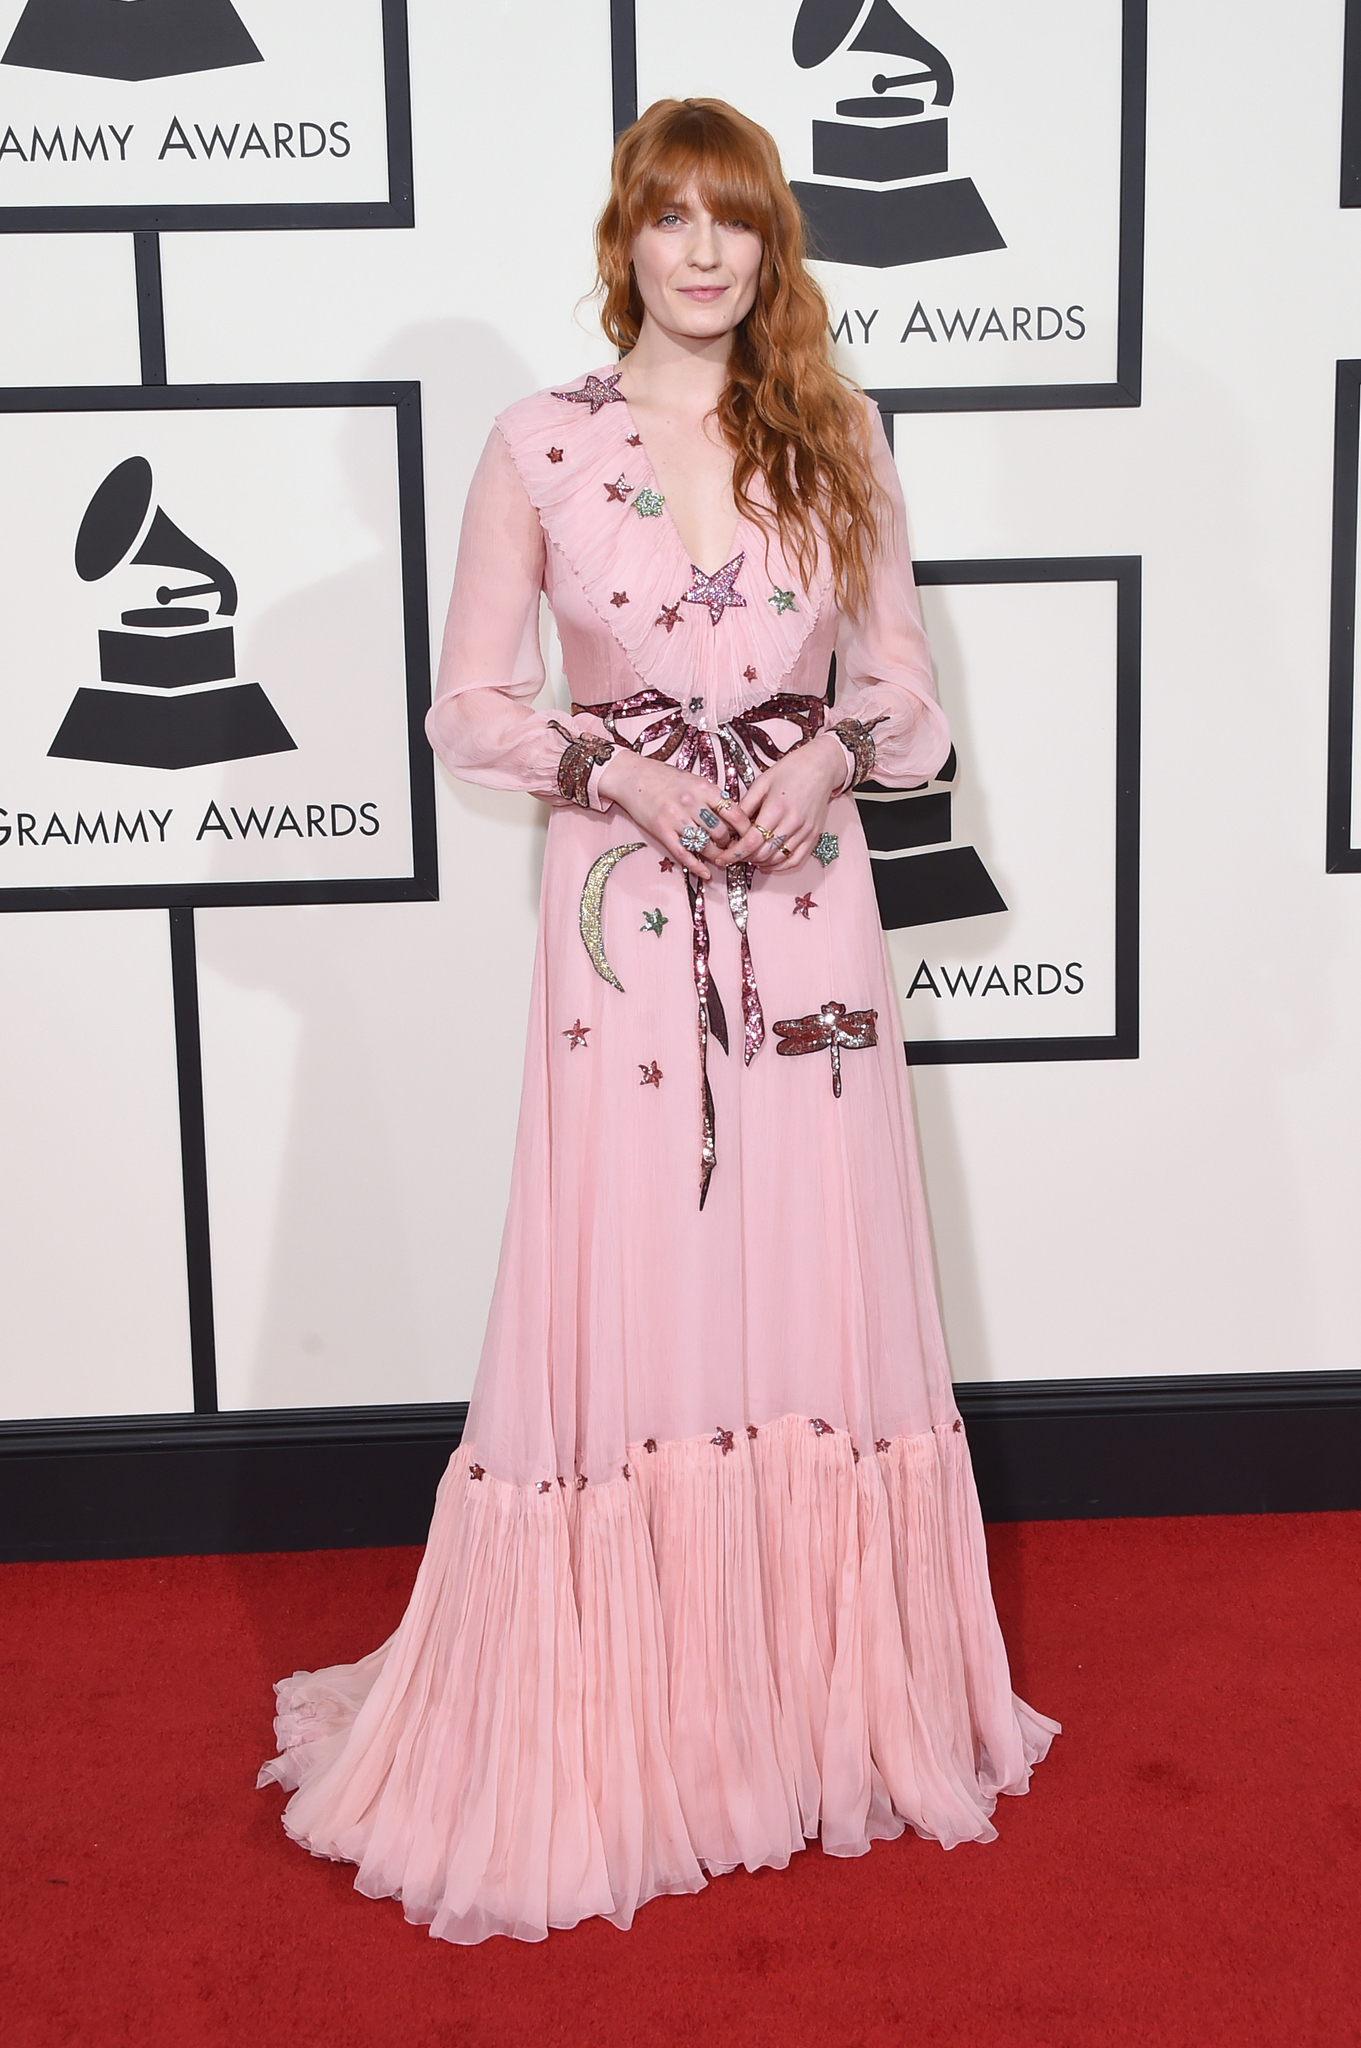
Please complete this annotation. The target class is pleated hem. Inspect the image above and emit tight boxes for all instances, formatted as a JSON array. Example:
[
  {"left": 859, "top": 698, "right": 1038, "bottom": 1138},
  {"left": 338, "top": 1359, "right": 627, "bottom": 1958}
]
[{"left": 258, "top": 1414, "right": 1058, "bottom": 1945}]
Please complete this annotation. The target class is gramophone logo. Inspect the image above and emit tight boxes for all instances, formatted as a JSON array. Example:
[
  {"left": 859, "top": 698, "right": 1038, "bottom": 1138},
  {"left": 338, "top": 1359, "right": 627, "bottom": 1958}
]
[
  {"left": 48, "top": 455, "right": 295, "bottom": 771},
  {"left": 1, "top": 0, "right": 262, "bottom": 82},
  {"left": 857, "top": 744, "right": 1005, "bottom": 929},
  {"left": 790, "top": 0, "right": 1005, "bottom": 268}
]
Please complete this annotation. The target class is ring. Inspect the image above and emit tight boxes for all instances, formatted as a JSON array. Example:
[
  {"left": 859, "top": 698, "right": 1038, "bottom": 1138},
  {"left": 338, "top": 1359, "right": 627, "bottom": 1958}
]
[
  {"left": 680, "top": 822, "right": 710, "bottom": 854},
  {"left": 756, "top": 824, "right": 775, "bottom": 842},
  {"left": 697, "top": 806, "right": 723, "bottom": 832},
  {"left": 714, "top": 798, "right": 734, "bottom": 814}
]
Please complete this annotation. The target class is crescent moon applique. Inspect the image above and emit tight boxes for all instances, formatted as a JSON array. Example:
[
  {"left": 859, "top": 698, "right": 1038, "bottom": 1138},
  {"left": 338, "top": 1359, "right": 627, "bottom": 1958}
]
[{"left": 579, "top": 842, "right": 646, "bottom": 990}]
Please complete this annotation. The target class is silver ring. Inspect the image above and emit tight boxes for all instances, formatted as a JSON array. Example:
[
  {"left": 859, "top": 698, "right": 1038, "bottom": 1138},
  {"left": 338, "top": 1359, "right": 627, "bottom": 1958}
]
[
  {"left": 697, "top": 806, "right": 723, "bottom": 833},
  {"left": 679, "top": 822, "right": 710, "bottom": 854}
]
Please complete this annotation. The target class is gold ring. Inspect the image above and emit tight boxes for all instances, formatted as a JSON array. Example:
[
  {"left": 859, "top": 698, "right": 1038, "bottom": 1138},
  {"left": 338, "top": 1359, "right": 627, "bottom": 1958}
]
[
  {"left": 715, "top": 798, "right": 733, "bottom": 813},
  {"left": 756, "top": 824, "right": 775, "bottom": 842}
]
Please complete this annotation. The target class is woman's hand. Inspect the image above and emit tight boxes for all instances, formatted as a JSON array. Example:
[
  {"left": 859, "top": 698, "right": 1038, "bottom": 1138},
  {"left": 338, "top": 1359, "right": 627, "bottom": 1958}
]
[
  {"left": 594, "top": 749, "right": 754, "bottom": 881},
  {"left": 723, "top": 733, "right": 847, "bottom": 871}
]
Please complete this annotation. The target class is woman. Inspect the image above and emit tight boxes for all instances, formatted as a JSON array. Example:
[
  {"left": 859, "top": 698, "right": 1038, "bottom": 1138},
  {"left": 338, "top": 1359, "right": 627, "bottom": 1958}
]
[{"left": 259, "top": 97, "right": 1057, "bottom": 1946}]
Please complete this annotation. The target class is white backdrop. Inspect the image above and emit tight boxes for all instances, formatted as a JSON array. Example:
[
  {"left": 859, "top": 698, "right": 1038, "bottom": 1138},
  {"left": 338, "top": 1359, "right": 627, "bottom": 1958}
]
[{"left": 2, "top": 0, "right": 1361, "bottom": 1419}]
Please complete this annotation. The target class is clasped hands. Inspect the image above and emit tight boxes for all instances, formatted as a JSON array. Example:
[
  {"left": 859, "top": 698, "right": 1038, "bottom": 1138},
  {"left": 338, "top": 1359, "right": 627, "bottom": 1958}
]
[{"left": 595, "top": 733, "right": 847, "bottom": 881}]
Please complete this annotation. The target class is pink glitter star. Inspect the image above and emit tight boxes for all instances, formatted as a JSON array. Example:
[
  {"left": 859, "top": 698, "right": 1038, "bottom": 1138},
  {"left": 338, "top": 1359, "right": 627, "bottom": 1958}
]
[
  {"left": 611, "top": 590, "right": 629, "bottom": 607},
  {"left": 552, "top": 372, "right": 625, "bottom": 414},
  {"left": 655, "top": 602, "right": 683, "bottom": 634},
  {"left": 639, "top": 1061, "right": 663, "bottom": 1088},
  {"left": 683, "top": 552, "right": 747, "bottom": 626},
  {"left": 604, "top": 475, "right": 633, "bottom": 503},
  {"left": 563, "top": 1019, "right": 590, "bottom": 1049},
  {"left": 793, "top": 893, "right": 818, "bottom": 918},
  {"left": 546, "top": 446, "right": 564, "bottom": 462}
]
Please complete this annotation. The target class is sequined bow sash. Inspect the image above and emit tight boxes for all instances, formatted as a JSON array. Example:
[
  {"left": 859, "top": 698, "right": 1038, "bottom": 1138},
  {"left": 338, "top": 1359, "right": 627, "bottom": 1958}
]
[{"left": 573, "top": 686, "right": 828, "bottom": 1206}]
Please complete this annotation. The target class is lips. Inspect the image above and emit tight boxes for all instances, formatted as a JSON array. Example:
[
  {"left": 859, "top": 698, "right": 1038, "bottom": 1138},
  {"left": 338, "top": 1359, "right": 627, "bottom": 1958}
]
[{"left": 678, "top": 286, "right": 728, "bottom": 300}]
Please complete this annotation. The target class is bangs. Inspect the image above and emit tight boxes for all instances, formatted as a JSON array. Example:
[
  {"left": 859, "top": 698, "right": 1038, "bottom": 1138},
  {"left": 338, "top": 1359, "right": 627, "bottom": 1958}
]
[{"left": 624, "top": 114, "right": 780, "bottom": 240}]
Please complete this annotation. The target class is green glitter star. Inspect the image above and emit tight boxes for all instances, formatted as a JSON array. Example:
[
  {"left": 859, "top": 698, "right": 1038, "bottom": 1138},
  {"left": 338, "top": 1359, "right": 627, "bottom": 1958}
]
[
  {"left": 769, "top": 587, "right": 798, "bottom": 614},
  {"left": 641, "top": 906, "right": 668, "bottom": 935},
  {"left": 813, "top": 831, "right": 839, "bottom": 867},
  {"left": 633, "top": 487, "right": 665, "bottom": 518}
]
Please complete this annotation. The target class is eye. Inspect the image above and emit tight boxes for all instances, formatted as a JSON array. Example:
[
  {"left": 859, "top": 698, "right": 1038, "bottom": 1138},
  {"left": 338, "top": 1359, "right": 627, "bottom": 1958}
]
[{"left": 656, "top": 209, "right": 683, "bottom": 227}]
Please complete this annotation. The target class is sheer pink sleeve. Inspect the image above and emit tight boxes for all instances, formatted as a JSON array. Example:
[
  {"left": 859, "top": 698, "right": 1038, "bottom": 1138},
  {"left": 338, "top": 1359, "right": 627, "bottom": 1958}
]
[
  {"left": 830, "top": 403, "right": 952, "bottom": 791},
  {"left": 425, "top": 426, "right": 614, "bottom": 810}
]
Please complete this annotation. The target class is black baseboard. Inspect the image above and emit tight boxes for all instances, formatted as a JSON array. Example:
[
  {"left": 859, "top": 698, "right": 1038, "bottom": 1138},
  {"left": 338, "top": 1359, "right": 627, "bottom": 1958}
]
[{"left": 0, "top": 1373, "right": 1358, "bottom": 1563}]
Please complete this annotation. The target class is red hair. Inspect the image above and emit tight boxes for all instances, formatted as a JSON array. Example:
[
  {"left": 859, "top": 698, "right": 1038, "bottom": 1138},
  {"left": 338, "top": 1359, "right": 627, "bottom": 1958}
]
[{"left": 595, "top": 97, "right": 880, "bottom": 614}]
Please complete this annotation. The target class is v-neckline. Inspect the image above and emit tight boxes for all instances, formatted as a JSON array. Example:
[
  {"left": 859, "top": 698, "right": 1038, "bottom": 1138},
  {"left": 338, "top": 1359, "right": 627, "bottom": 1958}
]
[{"left": 615, "top": 386, "right": 743, "bottom": 579}]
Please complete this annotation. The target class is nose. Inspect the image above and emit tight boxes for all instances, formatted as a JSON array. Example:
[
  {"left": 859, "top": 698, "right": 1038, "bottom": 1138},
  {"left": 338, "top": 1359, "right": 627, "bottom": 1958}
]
[{"left": 688, "top": 217, "right": 722, "bottom": 269}]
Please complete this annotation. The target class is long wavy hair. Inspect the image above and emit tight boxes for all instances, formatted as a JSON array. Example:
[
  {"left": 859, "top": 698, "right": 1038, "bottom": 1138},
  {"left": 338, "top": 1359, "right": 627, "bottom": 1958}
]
[{"left": 595, "top": 98, "right": 881, "bottom": 615}]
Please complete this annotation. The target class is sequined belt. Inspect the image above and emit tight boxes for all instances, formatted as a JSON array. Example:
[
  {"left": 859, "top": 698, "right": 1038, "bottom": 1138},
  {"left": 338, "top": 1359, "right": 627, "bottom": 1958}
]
[{"left": 573, "top": 687, "right": 828, "bottom": 1207}]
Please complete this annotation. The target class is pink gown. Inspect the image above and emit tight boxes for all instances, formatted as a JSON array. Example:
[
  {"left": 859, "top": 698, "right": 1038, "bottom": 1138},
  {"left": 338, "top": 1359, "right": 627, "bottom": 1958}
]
[{"left": 258, "top": 368, "right": 1058, "bottom": 1944}]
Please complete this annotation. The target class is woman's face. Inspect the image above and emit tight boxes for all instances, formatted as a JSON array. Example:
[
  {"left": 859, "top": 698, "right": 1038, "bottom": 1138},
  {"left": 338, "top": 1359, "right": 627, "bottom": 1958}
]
[{"left": 629, "top": 184, "right": 763, "bottom": 346}]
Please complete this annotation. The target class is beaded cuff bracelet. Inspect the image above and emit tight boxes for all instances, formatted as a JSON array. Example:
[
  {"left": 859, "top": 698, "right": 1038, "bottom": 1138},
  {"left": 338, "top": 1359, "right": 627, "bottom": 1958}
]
[
  {"left": 549, "top": 720, "right": 615, "bottom": 808},
  {"left": 830, "top": 714, "right": 888, "bottom": 791}
]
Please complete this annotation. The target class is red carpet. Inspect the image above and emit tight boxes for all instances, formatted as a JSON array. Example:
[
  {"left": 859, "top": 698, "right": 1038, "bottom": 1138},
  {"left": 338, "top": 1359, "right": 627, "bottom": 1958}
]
[{"left": 3, "top": 1512, "right": 1358, "bottom": 2048}]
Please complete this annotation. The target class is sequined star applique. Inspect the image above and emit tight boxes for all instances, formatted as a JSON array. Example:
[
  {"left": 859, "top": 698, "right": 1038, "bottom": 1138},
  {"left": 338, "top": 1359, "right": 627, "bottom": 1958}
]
[
  {"left": 626, "top": 432, "right": 642, "bottom": 446},
  {"left": 658, "top": 856, "right": 675, "bottom": 872},
  {"left": 684, "top": 553, "right": 747, "bottom": 626},
  {"left": 563, "top": 1018, "right": 590, "bottom": 1049},
  {"left": 655, "top": 602, "right": 682, "bottom": 633},
  {"left": 875, "top": 1438, "right": 891, "bottom": 1454},
  {"left": 552, "top": 372, "right": 624, "bottom": 413},
  {"left": 793, "top": 893, "right": 818, "bottom": 918},
  {"left": 639, "top": 1061, "right": 663, "bottom": 1088},
  {"left": 641, "top": 907, "right": 668, "bottom": 936},
  {"left": 610, "top": 590, "right": 629, "bottom": 607},
  {"left": 711, "top": 1427, "right": 734, "bottom": 1454},
  {"left": 604, "top": 475, "right": 633, "bottom": 503},
  {"left": 814, "top": 831, "right": 839, "bottom": 866},
  {"left": 633, "top": 486, "right": 665, "bottom": 518},
  {"left": 769, "top": 587, "right": 798, "bottom": 614},
  {"left": 810, "top": 1417, "right": 834, "bottom": 1436},
  {"left": 546, "top": 446, "right": 564, "bottom": 463},
  {"left": 743, "top": 665, "right": 757, "bottom": 683}
]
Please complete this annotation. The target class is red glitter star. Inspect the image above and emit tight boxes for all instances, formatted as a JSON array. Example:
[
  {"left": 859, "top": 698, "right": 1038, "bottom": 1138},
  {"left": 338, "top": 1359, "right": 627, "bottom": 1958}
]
[
  {"left": 563, "top": 1019, "right": 590, "bottom": 1049},
  {"left": 611, "top": 590, "right": 629, "bottom": 607},
  {"left": 810, "top": 1417, "right": 834, "bottom": 1436},
  {"left": 639, "top": 1061, "right": 663, "bottom": 1088},
  {"left": 747, "top": 1424, "right": 758, "bottom": 1438},
  {"left": 658, "top": 856, "right": 675, "bottom": 872},
  {"left": 683, "top": 552, "right": 747, "bottom": 626},
  {"left": 711, "top": 1427, "right": 734, "bottom": 1454},
  {"left": 546, "top": 446, "right": 564, "bottom": 463},
  {"left": 626, "top": 432, "right": 642, "bottom": 446},
  {"left": 655, "top": 602, "right": 683, "bottom": 634},
  {"left": 552, "top": 372, "right": 624, "bottom": 413},
  {"left": 875, "top": 1438, "right": 891, "bottom": 1454},
  {"left": 468, "top": 1463, "right": 485, "bottom": 1480},
  {"left": 604, "top": 474, "right": 633, "bottom": 503},
  {"left": 793, "top": 893, "right": 818, "bottom": 918},
  {"left": 743, "top": 665, "right": 757, "bottom": 683}
]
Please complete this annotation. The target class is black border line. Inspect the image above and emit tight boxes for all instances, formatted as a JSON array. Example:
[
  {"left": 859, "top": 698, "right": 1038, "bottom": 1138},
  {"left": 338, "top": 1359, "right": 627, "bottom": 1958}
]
[
  {"left": 901, "top": 555, "right": 1140, "bottom": 1065},
  {"left": 0, "top": 0, "right": 414, "bottom": 234},
  {"left": 168, "top": 905, "right": 218, "bottom": 1413},
  {"left": 1327, "top": 360, "right": 1361, "bottom": 870},
  {"left": 1344, "top": 0, "right": 1361, "bottom": 206},
  {"left": 0, "top": 379, "right": 437, "bottom": 914},
  {"left": 1, "top": 1369, "right": 1358, "bottom": 1558},
  {"left": 611, "top": 0, "right": 1145, "bottom": 415}
]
